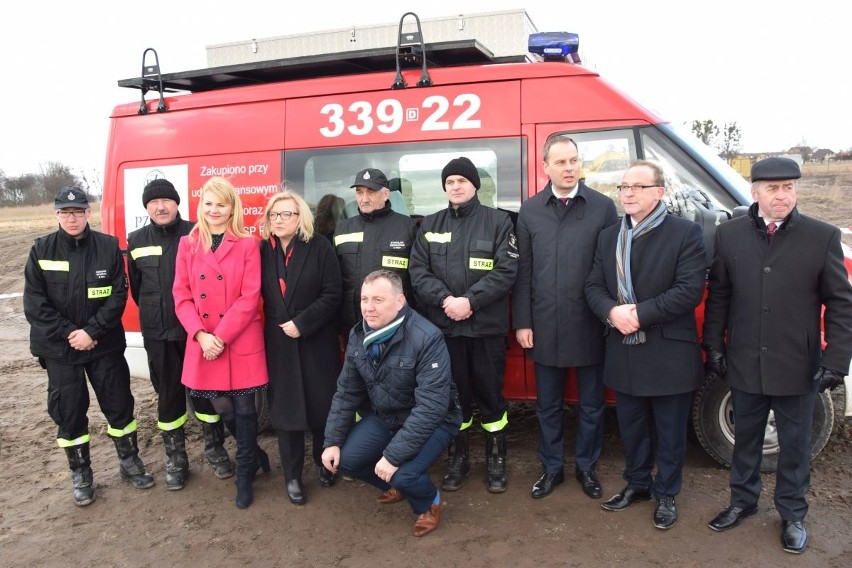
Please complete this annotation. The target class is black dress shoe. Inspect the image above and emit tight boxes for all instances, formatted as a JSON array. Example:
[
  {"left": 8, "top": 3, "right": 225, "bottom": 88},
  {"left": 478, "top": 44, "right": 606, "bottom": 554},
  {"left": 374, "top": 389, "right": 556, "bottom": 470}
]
[
  {"left": 601, "top": 486, "right": 652, "bottom": 511},
  {"left": 707, "top": 504, "right": 758, "bottom": 532},
  {"left": 531, "top": 471, "right": 564, "bottom": 499},
  {"left": 286, "top": 478, "right": 306, "bottom": 505},
  {"left": 318, "top": 465, "right": 338, "bottom": 488},
  {"left": 781, "top": 520, "right": 808, "bottom": 554},
  {"left": 653, "top": 495, "right": 677, "bottom": 529},
  {"left": 575, "top": 467, "right": 602, "bottom": 499}
]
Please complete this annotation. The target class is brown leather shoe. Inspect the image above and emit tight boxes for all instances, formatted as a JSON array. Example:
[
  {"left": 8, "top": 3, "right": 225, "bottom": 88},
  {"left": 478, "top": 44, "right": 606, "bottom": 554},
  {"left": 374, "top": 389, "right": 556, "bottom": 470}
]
[
  {"left": 377, "top": 487, "right": 404, "bottom": 504},
  {"left": 413, "top": 502, "right": 442, "bottom": 537}
]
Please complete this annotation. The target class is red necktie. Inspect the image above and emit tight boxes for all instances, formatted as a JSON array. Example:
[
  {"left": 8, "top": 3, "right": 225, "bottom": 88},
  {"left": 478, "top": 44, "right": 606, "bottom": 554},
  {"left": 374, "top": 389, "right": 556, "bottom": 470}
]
[
  {"left": 558, "top": 197, "right": 570, "bottom": 206},
  {"left": 767, "top": 222, "right": 777, "bottom": 240}
]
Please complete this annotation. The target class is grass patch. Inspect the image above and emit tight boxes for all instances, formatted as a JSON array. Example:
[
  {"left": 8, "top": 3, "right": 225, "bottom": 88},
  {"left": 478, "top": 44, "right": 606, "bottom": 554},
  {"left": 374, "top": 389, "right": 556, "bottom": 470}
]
[{"left": 803, "top": 162, "right": 852, "bottom": 175}]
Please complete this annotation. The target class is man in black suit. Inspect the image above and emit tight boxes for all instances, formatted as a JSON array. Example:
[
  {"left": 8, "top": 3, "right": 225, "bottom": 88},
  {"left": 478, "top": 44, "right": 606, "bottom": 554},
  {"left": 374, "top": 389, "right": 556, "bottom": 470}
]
[
  {"left": 585, "top": 160, "right": 706, "bottom": 530},
  {"left": 702, "top": 156, "right": 852, "bottom": 554},
  {"left": 513, "top": 134, "right": 618, "bottom": 500}
]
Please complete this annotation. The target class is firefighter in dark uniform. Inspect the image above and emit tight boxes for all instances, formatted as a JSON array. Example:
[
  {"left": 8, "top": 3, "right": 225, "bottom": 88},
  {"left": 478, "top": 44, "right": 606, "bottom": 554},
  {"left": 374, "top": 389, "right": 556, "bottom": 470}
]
[
  {"left": 127, "top": 179, "right": 233, "bottom": 490},
  {"left": 24, "top": 186, "right": 155, "bottom": 506},
  {"left": 333, "top": 168, "right": 418, "bottom": 331},
  {"left": 409, "top": 157, "right": 519, "bottom": 493}
]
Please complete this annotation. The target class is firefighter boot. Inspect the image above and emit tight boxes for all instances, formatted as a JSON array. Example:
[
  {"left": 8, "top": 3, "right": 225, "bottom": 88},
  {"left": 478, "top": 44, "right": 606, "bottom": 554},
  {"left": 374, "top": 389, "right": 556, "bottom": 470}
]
[
  {"left": 234, "top": 413, "right": 270, "bottom": 509},
  {"left": 161, "top": 428, "right": 190, "bottom": 490},
  {"left": 113, "top": 431, "right": 155, "bottom": 489},
  {"left": 201, "top": 421, "right": 234, "bottom": 479},
  {"left": 441, "top": 430, "right": 470, "bottom": 491},
  {"left": 485, "top": 432, "right": 508, "bottom": 494},
  {"left": 65, "top": 443, "right": 95, "bottom": 506}
]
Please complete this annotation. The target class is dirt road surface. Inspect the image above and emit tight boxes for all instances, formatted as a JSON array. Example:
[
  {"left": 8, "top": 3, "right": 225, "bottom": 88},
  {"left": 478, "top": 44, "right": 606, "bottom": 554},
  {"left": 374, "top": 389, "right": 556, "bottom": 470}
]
[{"left": 1, "top": 174, "right": 850, "bottom": 567}]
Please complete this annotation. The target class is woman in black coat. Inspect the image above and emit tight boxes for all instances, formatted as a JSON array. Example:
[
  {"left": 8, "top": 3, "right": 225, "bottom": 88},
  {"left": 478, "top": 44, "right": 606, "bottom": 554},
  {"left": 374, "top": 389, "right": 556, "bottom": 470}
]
[{"left": 259, "top": 190, "right": 342, "bottom": 505}]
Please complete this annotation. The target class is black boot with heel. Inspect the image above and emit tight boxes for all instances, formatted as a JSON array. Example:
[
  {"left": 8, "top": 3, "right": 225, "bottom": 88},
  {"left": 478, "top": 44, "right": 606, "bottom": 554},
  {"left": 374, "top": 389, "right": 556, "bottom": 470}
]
[{"left": 234, "top": 413, "right": 269, "bottom": 509}]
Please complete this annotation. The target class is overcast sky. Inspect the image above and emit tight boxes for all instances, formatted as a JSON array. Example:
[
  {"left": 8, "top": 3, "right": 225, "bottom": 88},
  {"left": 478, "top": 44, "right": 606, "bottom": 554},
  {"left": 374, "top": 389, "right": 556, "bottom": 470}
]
[{"left": 2, "top": 0, "right": 847, "bottom": 181}]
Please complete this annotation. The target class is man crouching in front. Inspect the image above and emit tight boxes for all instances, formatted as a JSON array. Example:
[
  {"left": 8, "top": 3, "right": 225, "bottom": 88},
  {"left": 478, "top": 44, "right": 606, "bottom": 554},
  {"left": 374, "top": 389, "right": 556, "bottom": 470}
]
[{"left": 322, "top": 269, "right": 462, "bottom": 537}]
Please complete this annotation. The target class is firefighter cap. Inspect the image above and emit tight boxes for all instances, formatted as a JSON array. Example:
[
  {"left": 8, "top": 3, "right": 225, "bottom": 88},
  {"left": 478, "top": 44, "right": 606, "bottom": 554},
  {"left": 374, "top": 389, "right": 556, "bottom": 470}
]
[
  {"left": 351, "top": 168, "right": 389, "bottom": 191},
  {"left": 54, "top": 186, "right": 89, "bottom": 209}
]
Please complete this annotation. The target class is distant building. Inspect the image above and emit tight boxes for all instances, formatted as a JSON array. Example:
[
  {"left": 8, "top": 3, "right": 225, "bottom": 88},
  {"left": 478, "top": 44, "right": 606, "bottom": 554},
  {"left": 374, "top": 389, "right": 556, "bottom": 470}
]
[
  {"left": 777, "top": 153, "right": 804, "bottom": 167},
  {"left": 812, "top": 149, "right": 837, "bottom": 162}
]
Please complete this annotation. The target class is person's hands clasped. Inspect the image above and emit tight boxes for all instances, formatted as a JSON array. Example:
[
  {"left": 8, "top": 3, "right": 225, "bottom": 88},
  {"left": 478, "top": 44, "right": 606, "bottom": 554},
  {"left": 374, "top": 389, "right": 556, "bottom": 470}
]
[
  {"left": 443, "top": 296, "right": 473, "bottom": 321},
  {"left": 374, "top": 456, "right": 398, "bottom": 483},
  {"left": 280, "top": 320, "right": 301, "bottom": 339},
  {"left": 608, "top": 304, "right": 640, "bottom": 336},
  {"left": 197, "top": 331, "right": 224, "bottom": 361},
  {"left": 68, "top": 329, "right": 97, "bottom": 351}
]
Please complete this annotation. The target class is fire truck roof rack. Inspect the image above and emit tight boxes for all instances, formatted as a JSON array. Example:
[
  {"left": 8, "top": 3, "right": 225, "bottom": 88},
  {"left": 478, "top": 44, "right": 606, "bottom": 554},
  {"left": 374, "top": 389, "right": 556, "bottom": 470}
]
[
  {"left": 391, "top": 12, "right": 431, "bottom": 90},
  {"left": 137, "top": 48, "right": 168, "bottom": 114},
  {"left": 118, "top": 40, "right": 523, "bottom": 94}
]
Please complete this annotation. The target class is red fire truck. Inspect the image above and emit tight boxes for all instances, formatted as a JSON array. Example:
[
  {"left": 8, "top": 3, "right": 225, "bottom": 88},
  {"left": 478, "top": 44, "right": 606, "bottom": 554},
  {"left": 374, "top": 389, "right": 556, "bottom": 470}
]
[{"left": 102, "top": 15, "right": 849, "bottom": 472}]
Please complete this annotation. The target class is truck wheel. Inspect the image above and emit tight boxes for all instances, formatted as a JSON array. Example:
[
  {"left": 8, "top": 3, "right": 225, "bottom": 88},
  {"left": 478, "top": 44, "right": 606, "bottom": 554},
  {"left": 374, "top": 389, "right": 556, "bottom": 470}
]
[
  {"left": 691, "top": 375, "right": 834, "bottom": 472},
  {"left": 185, "top": 390, "right": 272, "bottom": 433}
]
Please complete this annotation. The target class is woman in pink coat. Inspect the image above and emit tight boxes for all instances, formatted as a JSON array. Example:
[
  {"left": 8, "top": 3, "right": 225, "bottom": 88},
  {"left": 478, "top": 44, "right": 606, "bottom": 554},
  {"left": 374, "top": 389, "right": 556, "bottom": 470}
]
[{"left": 173, "top": 176, "right": 270, "bottom": 509}]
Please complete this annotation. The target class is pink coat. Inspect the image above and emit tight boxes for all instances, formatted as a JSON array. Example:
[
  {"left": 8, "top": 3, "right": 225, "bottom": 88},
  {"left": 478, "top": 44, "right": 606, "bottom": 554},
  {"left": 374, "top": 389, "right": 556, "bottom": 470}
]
[{"left": 173, "top": 232, "right": 268, "bottom": 391}]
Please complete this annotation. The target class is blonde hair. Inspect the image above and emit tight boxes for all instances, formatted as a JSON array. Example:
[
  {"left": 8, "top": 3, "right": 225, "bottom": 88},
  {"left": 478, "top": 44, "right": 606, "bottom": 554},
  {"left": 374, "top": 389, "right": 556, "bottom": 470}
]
[
  {"left": 260, "top": 190, "right": 315, "bottom": 242},
  {"left": 190, "top": 177, "right": 250, "bottom": 252}
]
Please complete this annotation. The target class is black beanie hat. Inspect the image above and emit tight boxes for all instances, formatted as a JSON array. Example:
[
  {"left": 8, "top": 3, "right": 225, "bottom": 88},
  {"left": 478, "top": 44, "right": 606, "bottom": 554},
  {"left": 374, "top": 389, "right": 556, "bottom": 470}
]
[
  {"left": 142, "top": 178, "right": 180, "bottom": 207},
  {"left": 441, "top": 157, "right": 481, "bottom": 190}
]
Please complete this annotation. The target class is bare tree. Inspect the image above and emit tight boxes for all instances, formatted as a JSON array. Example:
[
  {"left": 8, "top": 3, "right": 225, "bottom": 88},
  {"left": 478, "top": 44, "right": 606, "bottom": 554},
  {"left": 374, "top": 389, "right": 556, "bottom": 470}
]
[
  {"left": 718, "top": 122, "right": 742, "bottom": 161},
  {"left": 5, "top": 174, "right": 40, "bottom": 206},
  {"left": 691, "top": 119, "right": 719, "bottom": 147},
  {"left": 690, "top": 119, "right": 742, "bottom": 160},
  {"left": 0, "top": 169, "right": 12, "bottom": 207},
  {"left": 0, "top": 162, "right": 83, "bottom": 206},
  {"left": 40, "top": 162, "right": 82, "bottom": 203}
]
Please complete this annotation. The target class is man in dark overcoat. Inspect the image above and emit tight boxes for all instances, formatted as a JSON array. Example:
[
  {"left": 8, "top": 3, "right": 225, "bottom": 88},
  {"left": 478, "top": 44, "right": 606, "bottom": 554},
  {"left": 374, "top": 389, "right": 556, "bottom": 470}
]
[
  {"left": 513, "top": 134, "right": 618, "bottom": 500},
  {"left": 585, "top": 160, "right": 706, "bottom": 530},
  {"left": 702, "top": 156, "right": 852, "bottom": 554}
]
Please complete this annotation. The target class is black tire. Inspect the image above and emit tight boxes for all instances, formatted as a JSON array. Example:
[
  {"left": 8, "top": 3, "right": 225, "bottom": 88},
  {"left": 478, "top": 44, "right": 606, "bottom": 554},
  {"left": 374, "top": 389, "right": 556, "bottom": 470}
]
[
  {"left": 691, "top": 375, "right": 834, "bottom": 472},
  {"left": 185, "top": 390, "right": 271, "bottom": 433}
]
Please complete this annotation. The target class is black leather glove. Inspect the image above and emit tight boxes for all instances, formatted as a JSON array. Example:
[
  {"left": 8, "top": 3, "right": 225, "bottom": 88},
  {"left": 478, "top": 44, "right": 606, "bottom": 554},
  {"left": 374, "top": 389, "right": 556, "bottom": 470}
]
[
  {"left": 704, "top": 346, "right": 727, "bottom": 379},
  {"left": 813, "top": 367, "right": 844, "bottom": 392}
]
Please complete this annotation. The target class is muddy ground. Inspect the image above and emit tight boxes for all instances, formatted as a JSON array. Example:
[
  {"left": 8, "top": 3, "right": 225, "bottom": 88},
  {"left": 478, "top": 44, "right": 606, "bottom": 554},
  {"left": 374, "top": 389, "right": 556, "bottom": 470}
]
[{"left": 0, "top": 172, "right": 850, "bottom": 567}]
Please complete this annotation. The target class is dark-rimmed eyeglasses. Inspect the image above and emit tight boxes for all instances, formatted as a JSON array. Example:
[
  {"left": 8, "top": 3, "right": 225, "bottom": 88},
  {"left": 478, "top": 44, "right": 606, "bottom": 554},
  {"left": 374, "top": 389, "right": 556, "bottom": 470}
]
[
  {"left": 56, "top": 210, "right": 87, "bottom": 219},
  {"left": 616, "top": 184, "right": 660, "bottom": 193},
  {"left": 267, "top": 211, "right": 299, "bottom": 221}
]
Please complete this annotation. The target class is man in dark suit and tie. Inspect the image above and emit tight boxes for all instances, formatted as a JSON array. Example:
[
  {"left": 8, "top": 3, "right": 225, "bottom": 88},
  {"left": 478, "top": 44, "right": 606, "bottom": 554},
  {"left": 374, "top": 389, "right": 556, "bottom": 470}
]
[
  {"left": 513, "top": 134, "right": 618, "bottom": 500},
  {"left": 702, "top": 156, "right": 852, "bottom": 554},
  {"left": 585, "top": 160, "right": 706, "bottom": 530}
]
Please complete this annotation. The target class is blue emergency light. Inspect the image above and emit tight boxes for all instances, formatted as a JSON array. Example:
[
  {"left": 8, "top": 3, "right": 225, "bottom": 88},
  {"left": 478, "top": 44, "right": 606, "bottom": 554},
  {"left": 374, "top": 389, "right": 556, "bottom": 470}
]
[{"left": 528, "top": 32, "right": 580, "bottom": 62}]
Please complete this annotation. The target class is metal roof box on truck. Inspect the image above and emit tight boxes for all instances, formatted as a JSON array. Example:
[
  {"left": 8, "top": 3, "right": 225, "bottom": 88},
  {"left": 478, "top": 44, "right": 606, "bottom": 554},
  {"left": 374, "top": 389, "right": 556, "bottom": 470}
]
[{"left": 103, "top": 10, "right": 849, "bottom": 470}]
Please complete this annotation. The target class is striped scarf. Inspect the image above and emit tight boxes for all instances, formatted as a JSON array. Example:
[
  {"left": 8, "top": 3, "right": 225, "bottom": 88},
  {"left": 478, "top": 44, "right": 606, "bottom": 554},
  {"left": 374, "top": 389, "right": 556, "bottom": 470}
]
[
  {"left": 616, "top": 201, "right": 668, "bottom": 345},
  {"left": 363, "top": 313, "right": 405, "bottom": 366}
]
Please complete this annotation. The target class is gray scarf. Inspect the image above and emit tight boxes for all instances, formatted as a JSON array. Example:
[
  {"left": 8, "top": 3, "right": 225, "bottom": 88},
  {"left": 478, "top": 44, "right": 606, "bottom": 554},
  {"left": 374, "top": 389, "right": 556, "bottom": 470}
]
[{"left": 615, "top": 202, "right": 668, "bottom": 345}]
